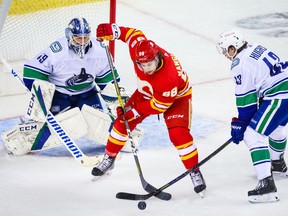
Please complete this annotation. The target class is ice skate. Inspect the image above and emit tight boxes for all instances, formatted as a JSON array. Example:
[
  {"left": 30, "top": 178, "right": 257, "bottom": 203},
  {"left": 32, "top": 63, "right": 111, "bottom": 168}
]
[
  {"left": 91, "top": 154, "right": 116, "bottom": 179},
  {"left": 190, "top": 170, "right": 206, "bottom": 198},
  {"left": 271, "top": 154, "right": 288, "bottom": 177},
  {"left": 248, "top": 175, "right": 279, "bottom": 203}
]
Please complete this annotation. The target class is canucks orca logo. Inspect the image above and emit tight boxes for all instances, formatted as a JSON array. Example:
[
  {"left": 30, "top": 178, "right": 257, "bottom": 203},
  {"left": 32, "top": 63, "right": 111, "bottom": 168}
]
[{"left": 66, "top": 68, "right": 94, "bottom": 86}]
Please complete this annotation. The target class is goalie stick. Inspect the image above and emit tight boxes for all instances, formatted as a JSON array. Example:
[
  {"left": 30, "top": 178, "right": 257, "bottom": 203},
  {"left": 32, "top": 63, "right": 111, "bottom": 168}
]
[
  {"left": 1, "top": 58, "right": 105, "bottom": 167},
  {"left": 101, "top": 41, "right": 171, "bottom": 201},
  {"left": 116, "top": 138, "right": 232, "bottom": 201}
]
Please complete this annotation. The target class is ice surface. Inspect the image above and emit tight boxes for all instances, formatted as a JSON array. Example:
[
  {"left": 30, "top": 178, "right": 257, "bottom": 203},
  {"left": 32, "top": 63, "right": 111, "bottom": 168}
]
[{"left": 1, "top": 0, "right": 288, "bottom": 215}]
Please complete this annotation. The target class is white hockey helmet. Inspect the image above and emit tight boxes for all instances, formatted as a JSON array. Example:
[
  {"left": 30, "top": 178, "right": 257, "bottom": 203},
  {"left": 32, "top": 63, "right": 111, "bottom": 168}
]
[{"left": 216, "top": 29, "right": 245, "bottom": 58}]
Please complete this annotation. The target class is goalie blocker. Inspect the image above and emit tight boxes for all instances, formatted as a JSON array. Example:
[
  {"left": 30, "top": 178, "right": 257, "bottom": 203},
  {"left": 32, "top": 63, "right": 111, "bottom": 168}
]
[{"left": 1, "top": 80, "right": 144, "bottom": 156}]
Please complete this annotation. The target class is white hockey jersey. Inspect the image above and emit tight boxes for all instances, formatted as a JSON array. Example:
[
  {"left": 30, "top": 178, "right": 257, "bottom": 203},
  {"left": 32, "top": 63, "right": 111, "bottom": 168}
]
[
  {"left": 230, "top": 43, "right": 288, "bottom": 121},
  {"left": 23, "top": 37, "right": 117, "bottom": 95}
]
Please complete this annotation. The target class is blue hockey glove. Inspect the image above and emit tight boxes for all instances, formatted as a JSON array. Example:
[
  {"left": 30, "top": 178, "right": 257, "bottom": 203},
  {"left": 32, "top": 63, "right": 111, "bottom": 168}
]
[{"left": 231, "top": 117, "right": 249, "bottom": 144}]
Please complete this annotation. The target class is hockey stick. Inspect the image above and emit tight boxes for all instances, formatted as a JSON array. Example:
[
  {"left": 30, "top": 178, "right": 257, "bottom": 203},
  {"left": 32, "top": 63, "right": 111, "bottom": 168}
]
[
  {"left": 101, "top": 41, "right": 171, "bottom": 200},
  {"left": 116, "top": 138, "right": 233, "bottom": 201},
  {"left": 1, "top": 58, "right": 104, "bottom": 167}
]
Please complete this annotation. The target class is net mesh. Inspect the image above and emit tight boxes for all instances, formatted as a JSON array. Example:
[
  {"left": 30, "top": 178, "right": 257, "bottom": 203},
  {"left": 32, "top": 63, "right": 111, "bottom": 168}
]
[
  {"left": 1, "top": 0, "right": 110, "bottom": 61},
  {"left": 0, "top": 0, "right": 111, "bottom": 96}
]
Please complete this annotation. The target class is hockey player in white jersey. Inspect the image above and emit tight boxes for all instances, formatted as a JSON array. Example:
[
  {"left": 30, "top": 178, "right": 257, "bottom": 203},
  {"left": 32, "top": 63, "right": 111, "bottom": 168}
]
[
  {"left": 23, "top": 17, "right": 118, "bottom": 114},
  {"left": 216, "top": 29, "right": 288, "bottom": 203},
  {"left": 2, "top": 17, "right": 143, "bottom": 156}
]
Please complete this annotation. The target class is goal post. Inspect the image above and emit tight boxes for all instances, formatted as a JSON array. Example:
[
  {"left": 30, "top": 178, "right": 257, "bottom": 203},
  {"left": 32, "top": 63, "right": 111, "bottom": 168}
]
[{"left": 109, "top": 0, "right": 116, "bottom": 57}]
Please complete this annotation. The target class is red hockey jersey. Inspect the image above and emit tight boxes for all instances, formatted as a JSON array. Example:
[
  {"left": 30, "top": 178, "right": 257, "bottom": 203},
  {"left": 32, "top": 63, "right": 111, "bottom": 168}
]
[{"left": 119, "top": 27, "right": 192, "bottom": 115}]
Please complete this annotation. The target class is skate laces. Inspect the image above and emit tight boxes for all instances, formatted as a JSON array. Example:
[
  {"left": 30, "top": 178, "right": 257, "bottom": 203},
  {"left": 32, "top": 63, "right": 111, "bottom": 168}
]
[
  {"left": 255, "top": 179, "right": 267, "bottom": 190},
  {"left": 254, "top": 176, "right": 274, "bottom": 191},
  {"left": 97, "top": 154, "right": 114, "bottom": 172},
  {"left": 190, "top": 171, "right": 204, "bottom": 187}
]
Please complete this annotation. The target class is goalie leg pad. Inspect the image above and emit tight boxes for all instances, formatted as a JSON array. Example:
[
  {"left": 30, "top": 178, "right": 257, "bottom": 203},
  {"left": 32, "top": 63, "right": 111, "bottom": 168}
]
[
  {"left": 81, "top": 104, "right": 113, "bottom": 145},
  {"left": 1, "top": 107, "right": 89, "bottom": 155},
  {"left": 25, "top": 80, "right": 55, "bottom": 122},
  {"left": 44, "top": 107, "right": 89, "bottom": 150},
  {"left": 121, "top": 126, "right": 144, "bottom": 153},
  {"left": 1, "top": 120, "right": 45, "bottom": 155},
  {"left": 52, "top": 107, "right": 88, "bottom": 139}
]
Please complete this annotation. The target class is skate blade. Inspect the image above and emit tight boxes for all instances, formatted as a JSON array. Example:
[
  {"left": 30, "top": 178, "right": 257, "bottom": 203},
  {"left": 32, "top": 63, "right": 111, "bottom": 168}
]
[
  {"left": 198, "top": 189, "right": 206, "bottom": 198},
  {"left": 248, "top": 192, "right": 279, "bottom": 203},
  {"left": 272, "top": 171, "right": 288, "bottom": 177}
]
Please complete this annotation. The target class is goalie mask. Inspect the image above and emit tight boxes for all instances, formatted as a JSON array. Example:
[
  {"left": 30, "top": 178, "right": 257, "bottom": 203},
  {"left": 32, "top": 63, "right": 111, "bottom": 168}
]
[
  {"left": 216, "top": 29, "right": 245, "bottom": 60},
  {"left": 65, "top": 17, "right": 91, "bottom": 58}
]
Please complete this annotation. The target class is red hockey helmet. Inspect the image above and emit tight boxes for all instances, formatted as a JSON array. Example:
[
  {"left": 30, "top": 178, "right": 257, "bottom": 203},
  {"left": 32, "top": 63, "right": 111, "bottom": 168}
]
[{"left": 135, "top": 40, "right": 159, "bottom": 63}]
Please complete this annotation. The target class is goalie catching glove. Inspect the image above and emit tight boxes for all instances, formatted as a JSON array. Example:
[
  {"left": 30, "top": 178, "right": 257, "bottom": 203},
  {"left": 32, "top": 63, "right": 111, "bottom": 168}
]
[
  {"left": 97, "top": 23, "right": 121, "bottom": 41},
  {"left": 100, "top": 82, "right": 130, "bottom": 118}
]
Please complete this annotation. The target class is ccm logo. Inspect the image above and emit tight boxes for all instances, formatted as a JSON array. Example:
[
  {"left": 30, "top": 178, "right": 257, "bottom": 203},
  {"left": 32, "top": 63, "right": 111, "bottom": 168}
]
[
  {"left": 19, "top": 125, "right": 37, "bottom": 131},
  {"left": 167, "top": 114, "right": 184, "bottom": 120},
  {"left": 26, "top": 93, "right": 36, "bottom": 116}
]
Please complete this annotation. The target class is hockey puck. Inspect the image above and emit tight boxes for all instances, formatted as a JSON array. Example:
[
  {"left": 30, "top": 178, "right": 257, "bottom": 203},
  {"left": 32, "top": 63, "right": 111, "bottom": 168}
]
[{"left": 138, "top": 201, "right": 146, "bottom": 210}]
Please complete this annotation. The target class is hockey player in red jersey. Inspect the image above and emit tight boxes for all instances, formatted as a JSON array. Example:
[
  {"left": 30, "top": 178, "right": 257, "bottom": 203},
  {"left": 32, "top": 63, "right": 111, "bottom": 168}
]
[{"left": 92, "top": 23, "right": 206, "bottom": 196}]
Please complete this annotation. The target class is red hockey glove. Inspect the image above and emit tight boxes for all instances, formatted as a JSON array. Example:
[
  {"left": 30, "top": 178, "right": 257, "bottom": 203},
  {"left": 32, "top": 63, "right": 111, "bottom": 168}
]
[
  {"left": 116, "top": 106, "right": 124, "bottom": 117},
  {"left": 96, "top": 23, "right": 121, "bottom": 41},
  {"left": 117, "top": 106, "right": 140, "bottom": 122},
  {"left": 231, "top": 117, "right": 249, "bottom": 144}
]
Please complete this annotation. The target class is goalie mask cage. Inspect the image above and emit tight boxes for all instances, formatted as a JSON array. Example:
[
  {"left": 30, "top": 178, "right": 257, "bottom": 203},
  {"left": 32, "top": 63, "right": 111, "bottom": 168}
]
[{"left": 0, "top": 0, "right": 116, "bottom": 99}]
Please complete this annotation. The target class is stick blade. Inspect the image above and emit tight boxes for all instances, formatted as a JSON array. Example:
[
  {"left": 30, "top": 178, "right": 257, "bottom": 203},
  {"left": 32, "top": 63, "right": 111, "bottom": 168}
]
[
  {"left": 144, "top": 184, "right": 172, "bottom": 200},
  {"left": 116, "top": 192, "right": 150, "bottom": 201},
  {"left": 116, "top": 189, "right": 171, "bottom": 201}
]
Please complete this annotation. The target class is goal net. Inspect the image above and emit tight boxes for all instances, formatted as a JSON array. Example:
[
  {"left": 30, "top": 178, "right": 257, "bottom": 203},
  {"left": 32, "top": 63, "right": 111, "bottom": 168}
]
[{"left": 0, "top": 0, "right": 116, "bottom": 97}]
